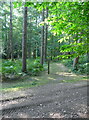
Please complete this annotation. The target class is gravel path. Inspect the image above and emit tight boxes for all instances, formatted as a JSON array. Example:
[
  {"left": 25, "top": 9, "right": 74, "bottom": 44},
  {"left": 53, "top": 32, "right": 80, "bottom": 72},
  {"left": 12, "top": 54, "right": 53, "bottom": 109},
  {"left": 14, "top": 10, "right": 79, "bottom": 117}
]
[
  {"left": 1, "top": 63, "right": 88, "bottom": 118},
  {"left": 1, "top": 81, "right": 88, "bottom": 118}
]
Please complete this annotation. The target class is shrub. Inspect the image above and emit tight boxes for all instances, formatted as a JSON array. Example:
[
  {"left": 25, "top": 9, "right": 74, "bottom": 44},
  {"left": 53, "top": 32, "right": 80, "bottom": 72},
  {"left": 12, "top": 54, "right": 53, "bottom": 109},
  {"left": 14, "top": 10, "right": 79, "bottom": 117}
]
[
  {"left": 1, "top": 58, "right": 44, "bottom": 81},
  {"left": 28, "top": 59, "right": 43, "bottom": 76},
  {"left": 61, "top": 55, "right": 88, "bottom": 75}
]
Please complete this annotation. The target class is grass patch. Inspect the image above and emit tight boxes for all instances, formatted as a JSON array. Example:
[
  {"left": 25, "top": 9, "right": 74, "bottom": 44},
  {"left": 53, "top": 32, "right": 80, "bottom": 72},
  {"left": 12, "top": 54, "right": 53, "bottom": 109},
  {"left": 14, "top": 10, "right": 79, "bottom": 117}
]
[
  {"left": 61, "top": 77, "right": 88, "bottom": 83},
  {"left": 1, "top": 75, "right": 50, "bottom": 92}
]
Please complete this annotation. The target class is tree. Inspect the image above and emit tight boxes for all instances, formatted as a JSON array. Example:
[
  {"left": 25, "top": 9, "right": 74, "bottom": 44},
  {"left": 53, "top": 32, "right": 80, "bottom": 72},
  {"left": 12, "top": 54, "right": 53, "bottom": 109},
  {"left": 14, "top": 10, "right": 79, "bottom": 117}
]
[
  {"left": 44, "top": 7, "right": 48, "bottom": 61},
  {"left": 9, "top": 0, "right": 13, "bottom": 60},
  {"left": 22, "top": 3, "right": 28, "bottom": 72},
  {"left": 40, "top": 8, "right": 45, "bottom": 65}
]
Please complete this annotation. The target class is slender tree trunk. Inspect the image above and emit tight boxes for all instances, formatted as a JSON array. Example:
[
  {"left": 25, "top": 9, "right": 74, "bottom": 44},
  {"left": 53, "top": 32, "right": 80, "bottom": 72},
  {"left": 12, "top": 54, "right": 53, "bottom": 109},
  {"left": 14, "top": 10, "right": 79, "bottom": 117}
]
[
  {"left": 87, "top": 33, "right": 89, "bottom": 74},
  {"left": 44, "top": 7, "right": 48, "bottom": 61},
  {"left": 40, "top": 8, "right": 45, "bottom": 65},
  {"left": 10, "top": 0, "right": 13, "bottom": 60},
  {"left": 51, "top": 50, "right": 53, "bottom": 60},
  {"left": 73, "top": 38, "right": 81, "bottom": 70},
  {"left": 73, "top": 56, "right": 79, "bottom": 70},
  {"left": 33, "top": 16, "right": 38, "bottom": 59},
  {"left": 51, "top": 34, "right": 54, "bottom": 59},
  {"left": 87, "top": 52, "right": 89, "bottom": 75},
  {"left": 4, "top": 14, "right": 8, "bottom": 58},
  {"left": 27, "top": 31, "right": 31, "bottom": 59},
  {"left": 22, "top": 4, "right": 27, "bottom": 72},
  {"left": 7, "top": 31, "right": 10, "bottom": 59},
  {"left": 27, "top": 17, "right": 31, "bottom": 59}
]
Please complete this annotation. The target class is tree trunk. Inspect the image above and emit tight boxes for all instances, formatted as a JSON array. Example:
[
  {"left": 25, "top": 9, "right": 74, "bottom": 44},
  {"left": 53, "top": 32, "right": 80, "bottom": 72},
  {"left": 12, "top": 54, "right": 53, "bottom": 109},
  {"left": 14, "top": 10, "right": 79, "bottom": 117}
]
[
  {"left": 4, "top": 14, "right": 8, "bottom": 58},
  {"left": 33, "top": 47, "right": 36, "bottom": 59},
  {"left": 10, "top": 0, "right": 13, "bottom": 60},
  {"left": 87, "top": 52, "right": 89, "bottom": 75},
  {"left": 51, "top": 34, "right": 53, "bottom": 60},
  {"left": 22, "top": 4, "right": 27, "bottom": 72},
  {"left": 73, "top": 56, "right": 79, "bottom": 70},
  {"left": 44, "top": 7, "right": 48, "bottom": 61},
  {"left": 7, "top": 31, "right": 10, "bottom": 59},
  {"left": 87, "top": 52, "right": 89, "bottom": 63},
  {"left": 73, "top": 38, "right": 81, "bottom": 70},
  {"left": 40, "top": 8, "right": 45, "bottom": 65},
  {"left": 33, "top": 16, "right": 38, "bottom": 59},
  {"left": 27, "top": 17, "right": 32, "bottom": 59}
]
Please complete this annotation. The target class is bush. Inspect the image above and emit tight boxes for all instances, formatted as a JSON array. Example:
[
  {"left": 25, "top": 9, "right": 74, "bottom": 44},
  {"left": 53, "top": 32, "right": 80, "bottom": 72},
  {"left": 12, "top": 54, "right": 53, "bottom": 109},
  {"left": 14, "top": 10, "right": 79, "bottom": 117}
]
[
  {"left": 61, "top": 55, "right": 88, "bottom": 75},
  {"left": 62, "top": 59, "right": 73, "bottom": 67},
  {"left": 28, "top": 59, "right": 43, "bottom": 76},
  {"left": 77, "top": 63, "right": 89, "bottom": 74},
  {"left": 2, "top": 60, "right": 17, "bottom": 75},
  {"left": 1, "top": 58, "right": 44, "bottom": 81}
]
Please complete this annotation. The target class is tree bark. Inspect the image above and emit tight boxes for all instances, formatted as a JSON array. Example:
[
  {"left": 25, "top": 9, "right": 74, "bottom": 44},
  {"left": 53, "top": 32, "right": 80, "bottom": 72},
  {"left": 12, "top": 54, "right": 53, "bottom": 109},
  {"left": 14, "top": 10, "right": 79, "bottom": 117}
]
[
  {"left": 4, "top": 14, "right": 8, "bottom": 58},
  {"left": 73, "top": 56, "right": 79, "bottom": 70},
  {"left": 33, "top": 16, "right": 38, "bottom": 59},
  {"left": 10, "top": 0, "right": 13, "bottom": 60},
  {"left": 73, "top": 38, "right": 81, "bottom": 70},
  {"left": 7, "top": 31, "right": 10, "bottom": 59},
  {"left": 44, "top": 7, "right": 48, "bottom": 61},
  {"left": 87, "top": 52, "right": 89, "bottom": 62},
  {"left": 27, "top": 17, "right": 32, "bottom": 59},
  {"left": 22, "top": 4, "right": 27, "bottom": 72},
  {"left": 40, "top": 8, "right": 45, "bottom": 65}
]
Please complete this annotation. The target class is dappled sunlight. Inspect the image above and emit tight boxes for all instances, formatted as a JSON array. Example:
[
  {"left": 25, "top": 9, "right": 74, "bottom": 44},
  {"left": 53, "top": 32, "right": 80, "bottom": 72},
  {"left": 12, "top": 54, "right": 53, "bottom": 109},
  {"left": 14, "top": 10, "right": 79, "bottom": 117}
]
[
  {"left": 2, "top": 87, "right": 23, "bottom": 92},
  {"left": 2, "top": 90, "right": 29, "bottom": 101},
  {"left": 2, "top": 96, "right": 31, "bottom": 110},
  {"left": 76, "top": 104, "right": 88, "bottom": 118},
  {"left": 49, "top": 112, "right": 64, "bottom": 118},
  {"left": 55, "top": 72, "right": 77, "bottom": 77},
  {"left": 77, "top": 112, "right": 88, "bottom": 118},
  {"left": 18, "top": 112, "right": 29, "bottom": 118},
  {"left": 48, "top": 77, "right": 56, "bottom": 80},
  {"left": 2, "top": 100, "right": 19, "bottom": 107},
  {"left": 9, "top": 87, "right": 22, "bottom": 92},
  {"left": 32, "top": 77, "right": 40, "bottom": 81}
]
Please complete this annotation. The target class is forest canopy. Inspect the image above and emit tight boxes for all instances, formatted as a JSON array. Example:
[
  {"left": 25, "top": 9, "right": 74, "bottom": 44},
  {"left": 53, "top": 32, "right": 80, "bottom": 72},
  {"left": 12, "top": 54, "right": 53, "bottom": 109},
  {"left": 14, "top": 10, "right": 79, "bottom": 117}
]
[{"left": 13, "top": 1, "right": 89, "bottom": 57}]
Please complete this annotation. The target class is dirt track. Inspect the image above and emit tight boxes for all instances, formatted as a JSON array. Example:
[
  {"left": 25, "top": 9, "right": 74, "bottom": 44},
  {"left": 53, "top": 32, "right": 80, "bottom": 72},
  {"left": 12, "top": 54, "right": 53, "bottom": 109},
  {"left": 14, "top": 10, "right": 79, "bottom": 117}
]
[{"left": 1, "top": 63, "right": 88, "bottom": 118}]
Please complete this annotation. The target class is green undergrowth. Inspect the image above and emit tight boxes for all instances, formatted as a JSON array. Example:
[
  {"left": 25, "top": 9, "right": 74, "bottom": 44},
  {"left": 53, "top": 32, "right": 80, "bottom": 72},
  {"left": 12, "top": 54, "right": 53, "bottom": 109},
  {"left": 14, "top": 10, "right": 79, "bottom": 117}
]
[
  {"left": 61, "top": 55, "right": 89, "bottom": 75},
  {"left": 1, "top": 62, "right": 88, "bottom": 92},
  {"left": 1, "top": 58, "right": 47, "bottom": 82}
]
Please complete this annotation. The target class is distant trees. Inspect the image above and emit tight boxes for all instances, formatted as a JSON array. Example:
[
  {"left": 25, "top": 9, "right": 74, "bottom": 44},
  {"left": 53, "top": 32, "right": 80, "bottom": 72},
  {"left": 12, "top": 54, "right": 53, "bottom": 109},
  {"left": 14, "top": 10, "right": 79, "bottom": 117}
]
[{"left": 1, "top": 1, "right": 89, "bottom": 73}]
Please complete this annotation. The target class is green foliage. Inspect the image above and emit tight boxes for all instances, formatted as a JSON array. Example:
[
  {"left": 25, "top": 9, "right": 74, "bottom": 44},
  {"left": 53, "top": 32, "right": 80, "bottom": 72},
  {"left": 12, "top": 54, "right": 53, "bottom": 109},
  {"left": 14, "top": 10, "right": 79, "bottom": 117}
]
[
  {"left": 61, "top": 55, "right": 88, "bottom": 75},
  {"left": 2, "top": 60, "right": 18, "bottom": 75},
  {"left": 1, "top": 59, "right": 44, "bottom": 81},
  {"left": 27, "top": 59, "right": 44, "bottom": 76},
  {"left": 1, "top": 1, "right": 89, "bottom": 80},
  {"left": 62, "top": 59, "right": 73, "bottom": 68}
]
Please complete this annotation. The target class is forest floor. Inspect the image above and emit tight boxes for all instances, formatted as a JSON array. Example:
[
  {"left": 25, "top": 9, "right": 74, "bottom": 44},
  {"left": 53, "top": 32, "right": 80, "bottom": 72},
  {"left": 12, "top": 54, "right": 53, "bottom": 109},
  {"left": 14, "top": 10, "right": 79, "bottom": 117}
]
[{"left": 0, "top": 62, "right": 89, "bottom": 118}]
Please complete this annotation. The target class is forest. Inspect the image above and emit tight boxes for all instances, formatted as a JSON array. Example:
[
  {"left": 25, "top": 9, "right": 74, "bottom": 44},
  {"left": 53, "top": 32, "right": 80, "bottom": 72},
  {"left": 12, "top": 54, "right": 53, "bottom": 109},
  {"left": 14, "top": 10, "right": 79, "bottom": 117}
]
[
  {"left": 0, "top": 1, "right": 89, "bottom": 83},
  {"left": 1, "top": 1, "right": 89, "bottom": 119}
]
